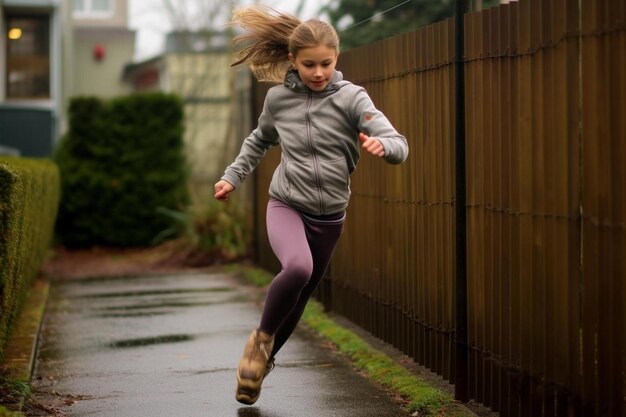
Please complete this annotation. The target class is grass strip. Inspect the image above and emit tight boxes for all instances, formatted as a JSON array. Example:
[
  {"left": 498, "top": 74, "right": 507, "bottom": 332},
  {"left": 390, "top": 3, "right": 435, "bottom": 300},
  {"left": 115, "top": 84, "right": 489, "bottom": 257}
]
[
  {"left": 230, "top": 264, "right": 474, "bottom": 416},
  {"left": 0, "top": 406, "right": 23, "bottom": 417},
  {"left": 223, "top": 264, "right": 274, "bottom": 287},
  {"left": 0, "top": 374, "right": 29, "bottom": 416},
  {"left": 0, "top": 278, "right": 49, "bottom": 417}
]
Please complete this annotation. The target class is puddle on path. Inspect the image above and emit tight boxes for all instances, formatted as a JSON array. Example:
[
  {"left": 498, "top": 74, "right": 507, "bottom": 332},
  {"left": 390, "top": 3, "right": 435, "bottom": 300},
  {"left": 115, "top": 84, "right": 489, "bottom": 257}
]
[
  {"left": 109, "top": 334, "right": 195, "bottom": 348},
  {"left": 95, "top": 311, "right": 171, "bottom": 318},
  {"left": 98, "top": 295, "right": 249, "bottom": 311},
  {"left": 75, "top": 287, "right": 233, "bottom": 299}
]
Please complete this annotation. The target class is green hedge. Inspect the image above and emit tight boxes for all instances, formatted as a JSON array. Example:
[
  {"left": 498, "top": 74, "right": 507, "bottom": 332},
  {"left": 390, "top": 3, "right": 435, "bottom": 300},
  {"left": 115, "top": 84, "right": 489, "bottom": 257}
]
[
  {"left": 0, "top": 157, "right": 60, "bottom": 362},
  {"left": 54, "top": 93, "right": 189, "bottom": 247}
]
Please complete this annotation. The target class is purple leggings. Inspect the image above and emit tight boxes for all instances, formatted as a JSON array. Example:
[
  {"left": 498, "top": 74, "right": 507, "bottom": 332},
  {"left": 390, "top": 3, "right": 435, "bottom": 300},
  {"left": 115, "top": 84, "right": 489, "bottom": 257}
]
[{"left": 259, "top": 198, "right": 345, "bottom": 358}]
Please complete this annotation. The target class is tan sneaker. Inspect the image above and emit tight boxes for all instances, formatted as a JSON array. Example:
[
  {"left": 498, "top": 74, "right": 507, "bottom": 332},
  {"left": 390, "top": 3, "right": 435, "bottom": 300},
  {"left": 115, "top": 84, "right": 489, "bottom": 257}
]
[{"left": 236, "top": 329, "right": 275, "bottom": 405}]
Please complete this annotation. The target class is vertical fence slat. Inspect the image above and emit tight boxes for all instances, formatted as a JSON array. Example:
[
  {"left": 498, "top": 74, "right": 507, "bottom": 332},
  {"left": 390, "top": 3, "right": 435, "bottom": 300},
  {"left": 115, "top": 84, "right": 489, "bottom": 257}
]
[
  {"left": 441, "top": 19, "right": 453, "bottom": 380},
  {"left": 433, "top": 22, "right": 444, "bottom": 377},
  {"left": 408, "top": 29, "right": 419, "bottom": 363},
  {"left": 493, "top": 6, "right": 505, "bottom": 414},
  {"left": 500, "top": 4, "right": 515, "bottom": 416},
  {"left": 477, "top": 9, "right": 487, "bottom": 406},
  {"left": 597, "top": 0, "right": 611, "bottom": 411},
  {"left": 530, "top": 1, "right": 547, "bottom": 414},
  {"left": 540, "top": 1, "right": 553, "bottom": 415},
  {"left": 418, "top": 24, "right": 428, "bottom": 367},
  {"left": 508, "top": 4, "right": 522, "bottom": 416},
  {"left": 614, "top": 2, "right": 626, "bottom": 416},
  {"left": 468, "top": 9, "right": 486, "bottom": 404},
  {"left": 492, "top": 7, "right": 504, "bottom": 411},
  {"left": 517, "top": 2, "right": 533, "bottom": 417},
  {"left": 581, "top": 2, "right": 603, "bottom": 415},
  {"left": 480, "top": 9, "right": 497, "bottom": 407},
  {"left": 443, "top": 18, "right": 455, "bottom": 382},
  {"left": 426, "top": 22, "right": 437, "bottom": 372},
  {"left": 553, "top": 1, "right": 582, "bottom": 416},
  {"left": 481, "top": 8, "right": 493, "bottom": 410}
]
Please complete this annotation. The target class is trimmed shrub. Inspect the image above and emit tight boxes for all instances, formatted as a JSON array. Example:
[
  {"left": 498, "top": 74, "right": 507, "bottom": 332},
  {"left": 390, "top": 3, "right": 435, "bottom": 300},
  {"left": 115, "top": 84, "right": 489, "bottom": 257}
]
[
  {"left": 0, "top": 157, "right": 60, "bottom": 362},
  {"left": 54, "top": 93, "right": 189, "bottom": 247}
]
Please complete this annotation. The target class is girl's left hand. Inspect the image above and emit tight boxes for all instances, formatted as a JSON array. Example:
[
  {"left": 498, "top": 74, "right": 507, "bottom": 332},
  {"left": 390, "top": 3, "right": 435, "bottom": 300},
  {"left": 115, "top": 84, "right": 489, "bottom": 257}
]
[{"left": 359, "top": 133, "right": 385, "bottom": 157}]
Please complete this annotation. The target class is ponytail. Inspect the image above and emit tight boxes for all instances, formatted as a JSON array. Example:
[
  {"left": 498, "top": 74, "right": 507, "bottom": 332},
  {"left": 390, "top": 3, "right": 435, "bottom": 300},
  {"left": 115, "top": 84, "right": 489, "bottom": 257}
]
[
  {"left": 230, "top": 5, "right": 340, "bottom": 84},
  {"left": 230, "top": 6, "right": 301, "bottom": 83}
]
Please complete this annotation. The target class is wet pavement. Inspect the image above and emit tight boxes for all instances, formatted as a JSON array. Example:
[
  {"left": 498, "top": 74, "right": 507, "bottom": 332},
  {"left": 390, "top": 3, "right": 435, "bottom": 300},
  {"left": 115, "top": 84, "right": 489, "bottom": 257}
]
[{"left": 30, "top": 271, "right": 411, "bottom": 416}]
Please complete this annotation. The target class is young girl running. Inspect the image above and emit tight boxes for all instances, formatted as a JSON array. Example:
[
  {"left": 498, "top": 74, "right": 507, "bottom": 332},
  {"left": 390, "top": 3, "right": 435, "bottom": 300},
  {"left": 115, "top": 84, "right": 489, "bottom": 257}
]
[{"left": 214, "top": 5, "right": 409, "bottom": 405}]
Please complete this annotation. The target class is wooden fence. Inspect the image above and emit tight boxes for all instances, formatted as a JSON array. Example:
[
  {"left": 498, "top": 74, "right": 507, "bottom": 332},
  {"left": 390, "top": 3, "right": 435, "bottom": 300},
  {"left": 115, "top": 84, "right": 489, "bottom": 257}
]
[{"left": 248, "top": 0, "right": 625, "bottom": 415}]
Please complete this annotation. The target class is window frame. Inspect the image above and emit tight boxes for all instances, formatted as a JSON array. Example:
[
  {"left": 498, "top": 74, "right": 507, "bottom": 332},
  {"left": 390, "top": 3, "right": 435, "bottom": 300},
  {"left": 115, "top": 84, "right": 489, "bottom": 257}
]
[
  {"left": 72, "top": 0, "right": 115, "bottom": 19},
  {"left": 4, "top": 13, "right": 51, "bottom": 101}
]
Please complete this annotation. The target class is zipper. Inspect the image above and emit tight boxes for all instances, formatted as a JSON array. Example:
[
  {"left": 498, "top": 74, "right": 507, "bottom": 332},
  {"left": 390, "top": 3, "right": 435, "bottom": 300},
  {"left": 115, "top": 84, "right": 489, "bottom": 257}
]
[{"left": 305, "top": 93, "right": 325, "bottom": 214}]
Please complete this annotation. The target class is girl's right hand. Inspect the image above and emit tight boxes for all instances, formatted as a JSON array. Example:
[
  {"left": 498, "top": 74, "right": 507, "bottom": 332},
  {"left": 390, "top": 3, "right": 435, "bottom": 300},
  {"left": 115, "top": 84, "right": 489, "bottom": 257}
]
[{"left": 214, "top": 180, "right": 234, "bottom": 201}]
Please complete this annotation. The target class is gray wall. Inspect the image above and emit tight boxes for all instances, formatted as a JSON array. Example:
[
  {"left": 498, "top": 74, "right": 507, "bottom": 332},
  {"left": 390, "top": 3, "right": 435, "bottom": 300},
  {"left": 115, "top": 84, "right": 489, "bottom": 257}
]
[{"left": 0, "top": 105, "right": 54, "bottom": 157}]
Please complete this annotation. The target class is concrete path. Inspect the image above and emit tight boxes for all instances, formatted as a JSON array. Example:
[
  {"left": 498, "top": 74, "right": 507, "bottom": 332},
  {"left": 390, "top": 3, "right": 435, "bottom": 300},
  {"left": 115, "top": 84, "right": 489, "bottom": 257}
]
[{"left": 29, "top": 271, "right": 411, "bottom": 416}]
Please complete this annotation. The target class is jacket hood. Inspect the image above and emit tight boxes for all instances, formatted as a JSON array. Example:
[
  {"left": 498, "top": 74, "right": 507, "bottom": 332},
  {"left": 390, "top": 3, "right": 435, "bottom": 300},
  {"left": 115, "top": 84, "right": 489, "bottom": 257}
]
[{"left": 284, "top": 69, "right": 350, "bottom": 96}]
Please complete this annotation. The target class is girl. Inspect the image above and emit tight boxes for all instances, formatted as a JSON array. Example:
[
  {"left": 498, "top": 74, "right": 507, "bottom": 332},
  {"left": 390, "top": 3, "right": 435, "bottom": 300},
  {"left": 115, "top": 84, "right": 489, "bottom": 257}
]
[{"left": 214, "top": 5, "right": 409, "bottom": 405}]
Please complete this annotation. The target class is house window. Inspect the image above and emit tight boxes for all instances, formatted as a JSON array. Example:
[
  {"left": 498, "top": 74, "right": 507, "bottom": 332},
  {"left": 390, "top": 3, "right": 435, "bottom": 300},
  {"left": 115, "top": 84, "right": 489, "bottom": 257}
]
[
  {"left": 73, "top": 0, "right": 114, "bottom": 18},
  {"left": 5, "top": 15, "right": 50, "bottom": 99}
]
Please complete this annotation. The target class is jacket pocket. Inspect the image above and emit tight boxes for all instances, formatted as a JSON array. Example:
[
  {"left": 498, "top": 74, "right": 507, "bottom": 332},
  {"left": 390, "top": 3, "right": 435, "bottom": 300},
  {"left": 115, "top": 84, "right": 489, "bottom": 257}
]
[
  {"left": 284, "top": 158, "right": 318, "bottom": 210},
  {"left": 319, "top": 157, "right": 350, "bottom": 213}
]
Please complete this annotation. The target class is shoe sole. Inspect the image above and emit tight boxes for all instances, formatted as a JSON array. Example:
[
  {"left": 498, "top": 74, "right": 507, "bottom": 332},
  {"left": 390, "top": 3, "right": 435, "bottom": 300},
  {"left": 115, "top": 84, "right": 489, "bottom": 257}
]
[
  {"left": 236, "top": 370, "right": 263, "bottom": 405},
  {"left": 236, "top": 387, "right": 260, "bottom": 405}
]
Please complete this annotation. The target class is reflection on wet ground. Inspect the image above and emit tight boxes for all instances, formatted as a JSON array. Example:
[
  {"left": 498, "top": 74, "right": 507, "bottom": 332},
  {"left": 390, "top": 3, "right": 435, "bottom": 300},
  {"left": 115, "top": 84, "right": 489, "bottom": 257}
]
[{"left": 236, "top": 406, "right": 291, "bottom": 417}]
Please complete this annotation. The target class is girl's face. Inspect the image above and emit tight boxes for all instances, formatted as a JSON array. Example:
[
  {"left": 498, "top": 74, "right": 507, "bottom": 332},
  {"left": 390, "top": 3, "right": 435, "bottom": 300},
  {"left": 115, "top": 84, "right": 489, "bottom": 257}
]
[{"left": 289, "top": 44, "right": 338, "bottom": 92}]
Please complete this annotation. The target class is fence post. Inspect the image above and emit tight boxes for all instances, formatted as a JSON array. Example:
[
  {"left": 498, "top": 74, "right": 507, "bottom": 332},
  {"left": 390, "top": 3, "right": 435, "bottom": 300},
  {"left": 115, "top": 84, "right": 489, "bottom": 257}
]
[{"left": 454, "top": 0, "right": 469, "bottom": 403}]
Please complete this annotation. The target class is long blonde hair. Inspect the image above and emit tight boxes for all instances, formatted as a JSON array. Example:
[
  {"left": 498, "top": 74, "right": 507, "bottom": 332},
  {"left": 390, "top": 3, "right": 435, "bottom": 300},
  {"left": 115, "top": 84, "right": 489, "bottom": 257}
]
[{"left": 230, "top": 5, "right": 340, "bottom": 83}]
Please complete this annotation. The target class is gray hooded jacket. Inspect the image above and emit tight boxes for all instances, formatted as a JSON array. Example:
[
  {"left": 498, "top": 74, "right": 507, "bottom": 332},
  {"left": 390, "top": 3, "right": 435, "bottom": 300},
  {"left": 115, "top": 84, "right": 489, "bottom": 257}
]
[{"left": 221, "top": 70, "right": 409, "bottom": 216}]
